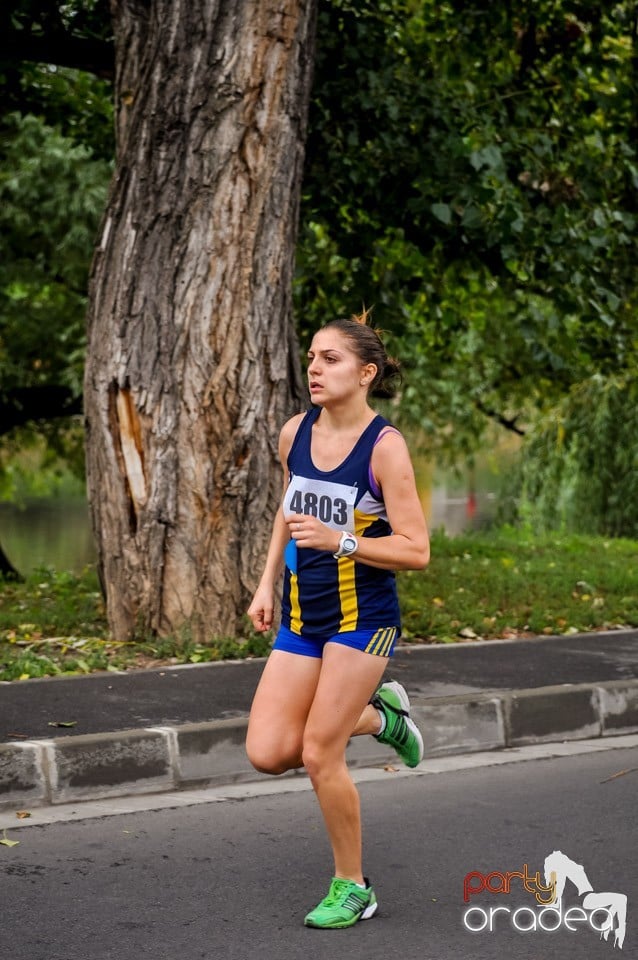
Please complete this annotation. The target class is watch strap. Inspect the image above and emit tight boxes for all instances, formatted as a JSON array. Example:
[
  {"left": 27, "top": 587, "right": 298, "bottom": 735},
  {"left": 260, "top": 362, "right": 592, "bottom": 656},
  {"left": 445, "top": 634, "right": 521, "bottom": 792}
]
[{"left": 333, "top": 531, "right": 358, "bottom": 559}]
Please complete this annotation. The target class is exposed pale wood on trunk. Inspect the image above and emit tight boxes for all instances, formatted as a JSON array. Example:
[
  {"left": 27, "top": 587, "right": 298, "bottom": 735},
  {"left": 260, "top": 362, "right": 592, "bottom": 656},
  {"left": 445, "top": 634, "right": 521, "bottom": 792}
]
[{"left": 114, "top": 386, "right": 148, "bottom": 515}]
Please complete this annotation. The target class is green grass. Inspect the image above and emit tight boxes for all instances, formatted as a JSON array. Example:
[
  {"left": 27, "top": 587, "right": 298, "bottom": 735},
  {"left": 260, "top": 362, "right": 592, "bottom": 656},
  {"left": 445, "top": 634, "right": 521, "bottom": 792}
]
[
  {"left": 0, "top": 566, "right": 271, "bottom": 681},
  {"left": 1, "top": 527, "right": 637, "bottom": 680},
  {"left": 399, "top": 527, "right": 638, "bottom": 643}
]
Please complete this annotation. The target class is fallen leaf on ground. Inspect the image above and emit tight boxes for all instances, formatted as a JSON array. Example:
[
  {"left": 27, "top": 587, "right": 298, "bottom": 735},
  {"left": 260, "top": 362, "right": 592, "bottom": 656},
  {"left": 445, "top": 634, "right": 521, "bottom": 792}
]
[
  {"left": 383, "top": 765, "right": 399, "bottom": 773},
  {"left": 16, "top": 811, "right": 31, "bottom": 819},
  {"left": 0, "top": 831, "right": 19, "bottom": 847},
  {"left": 48, "top": 721, "right": 77, "bottom": 728}
]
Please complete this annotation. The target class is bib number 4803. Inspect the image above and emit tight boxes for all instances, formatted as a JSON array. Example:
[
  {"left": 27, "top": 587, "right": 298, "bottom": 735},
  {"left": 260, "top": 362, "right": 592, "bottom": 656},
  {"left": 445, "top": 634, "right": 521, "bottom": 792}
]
[{"left": 289, "top": 489, "right": 348, "bottom": 526}]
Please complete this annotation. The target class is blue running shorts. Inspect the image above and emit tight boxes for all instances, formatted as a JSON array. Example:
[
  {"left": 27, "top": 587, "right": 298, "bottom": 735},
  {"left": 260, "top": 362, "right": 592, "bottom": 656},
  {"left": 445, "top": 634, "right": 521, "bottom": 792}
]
[{"left": 273, "top": 624, "right": 400, "bottom": 659}]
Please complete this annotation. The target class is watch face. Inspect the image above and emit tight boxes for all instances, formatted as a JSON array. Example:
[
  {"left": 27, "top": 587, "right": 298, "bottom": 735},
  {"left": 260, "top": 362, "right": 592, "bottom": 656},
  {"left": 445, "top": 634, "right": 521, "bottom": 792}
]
[{"left": 343, "top": 535, "right": 357, "bottom": 553}]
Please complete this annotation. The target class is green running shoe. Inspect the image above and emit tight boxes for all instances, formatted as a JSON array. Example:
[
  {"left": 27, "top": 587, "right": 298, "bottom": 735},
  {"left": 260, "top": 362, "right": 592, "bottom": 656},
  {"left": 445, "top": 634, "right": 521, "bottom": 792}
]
[
  {"left": 304, "top": 877, "right": 378, "bottom": 929},
  {"left": 372, "top": 680, "right": 424, "bottom": 768}
]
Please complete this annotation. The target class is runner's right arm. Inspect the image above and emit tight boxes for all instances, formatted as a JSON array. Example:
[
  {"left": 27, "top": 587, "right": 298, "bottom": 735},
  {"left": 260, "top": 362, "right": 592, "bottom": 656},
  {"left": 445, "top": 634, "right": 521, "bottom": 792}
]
[{"left": 246, "top": 414, "right": 304, "bottom": 632}]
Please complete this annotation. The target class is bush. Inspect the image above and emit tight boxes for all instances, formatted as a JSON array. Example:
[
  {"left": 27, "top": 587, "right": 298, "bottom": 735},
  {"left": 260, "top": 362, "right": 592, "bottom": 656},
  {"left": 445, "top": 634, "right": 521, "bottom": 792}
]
[{"left": 505, "top": 376, "right": 638, "bottom": 537}]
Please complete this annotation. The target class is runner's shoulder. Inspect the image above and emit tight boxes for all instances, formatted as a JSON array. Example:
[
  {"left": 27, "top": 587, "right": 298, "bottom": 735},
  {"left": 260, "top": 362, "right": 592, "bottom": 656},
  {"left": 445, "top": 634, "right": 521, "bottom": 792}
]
[{"left": 279, "top": 412, "right": 307, "bottom": 460}]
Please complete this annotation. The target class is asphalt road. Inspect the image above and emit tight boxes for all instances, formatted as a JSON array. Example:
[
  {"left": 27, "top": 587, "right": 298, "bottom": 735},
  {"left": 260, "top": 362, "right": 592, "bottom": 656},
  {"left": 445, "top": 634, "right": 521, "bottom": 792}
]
[
  {"left": 2, "top": 744, "right": 636, "bottom": 960},
  {"left": 3, "top": 630, "right": 637, "bottom": 741}
]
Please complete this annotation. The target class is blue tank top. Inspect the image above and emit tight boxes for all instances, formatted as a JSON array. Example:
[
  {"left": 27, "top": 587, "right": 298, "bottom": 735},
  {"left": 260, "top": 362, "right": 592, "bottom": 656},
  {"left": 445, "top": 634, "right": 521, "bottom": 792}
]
[{"left": 281, "top": 407, "right": 401, "bottom": 637}]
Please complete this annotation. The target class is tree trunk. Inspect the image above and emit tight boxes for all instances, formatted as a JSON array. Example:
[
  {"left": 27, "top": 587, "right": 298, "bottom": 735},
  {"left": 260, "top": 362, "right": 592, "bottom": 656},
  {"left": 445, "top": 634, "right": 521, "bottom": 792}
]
[{"left": 84, "top": 0, "right": 315, "bottom": 640}]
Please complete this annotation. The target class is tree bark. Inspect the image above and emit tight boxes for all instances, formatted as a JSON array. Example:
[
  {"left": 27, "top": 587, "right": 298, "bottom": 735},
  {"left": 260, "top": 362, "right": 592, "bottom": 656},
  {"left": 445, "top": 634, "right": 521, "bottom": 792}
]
[{"left": 84, "top": 0, "right": 315, "bottom": 640}]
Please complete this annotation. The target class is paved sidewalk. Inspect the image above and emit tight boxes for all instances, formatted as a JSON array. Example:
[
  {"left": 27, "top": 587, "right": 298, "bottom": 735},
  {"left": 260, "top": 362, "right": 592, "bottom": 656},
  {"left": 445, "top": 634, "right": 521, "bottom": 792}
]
[{"left": 1, "top": 629, "right": 637, "bottom": 811}]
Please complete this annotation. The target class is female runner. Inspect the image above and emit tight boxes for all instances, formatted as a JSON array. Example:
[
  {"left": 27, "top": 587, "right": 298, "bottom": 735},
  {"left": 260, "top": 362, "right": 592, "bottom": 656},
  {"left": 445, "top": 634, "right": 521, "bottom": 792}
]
[{"left": 246, "top": 312, "right": 430, "bottom": 929}]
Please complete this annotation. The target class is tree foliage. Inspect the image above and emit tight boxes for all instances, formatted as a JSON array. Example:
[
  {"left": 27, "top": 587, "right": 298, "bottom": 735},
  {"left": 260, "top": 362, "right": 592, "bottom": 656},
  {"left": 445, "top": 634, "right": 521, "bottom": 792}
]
[
  {"left": 0, "top": 2, "right": 113, "bottom": 441},
  {"left": 0, "top": 109, "right": 111, "bottom": 449},
  {"left": 0, "top": 0, "right": 113, "bottom": 88},
  {"left": 0, "top": 112, "right": 110, "bottom": 391},
  {"left": 297, "top": 0, "right": 638, "bottom": 454},
  {"left": 2, "top": 0, "right": 638, "bottom": 473},
  {"left": 511, "top": 375, "right": 638, "bottom": 537}
]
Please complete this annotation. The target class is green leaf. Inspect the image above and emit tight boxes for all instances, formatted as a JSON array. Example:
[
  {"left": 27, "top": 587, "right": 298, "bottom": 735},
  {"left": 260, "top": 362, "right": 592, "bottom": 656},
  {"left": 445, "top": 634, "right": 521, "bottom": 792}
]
[
  {"left": 431, "top": 203, "right": 452, "bottom": 225},
  {"left": 461, "top": 205, "right": 482, "bottom": 229}
]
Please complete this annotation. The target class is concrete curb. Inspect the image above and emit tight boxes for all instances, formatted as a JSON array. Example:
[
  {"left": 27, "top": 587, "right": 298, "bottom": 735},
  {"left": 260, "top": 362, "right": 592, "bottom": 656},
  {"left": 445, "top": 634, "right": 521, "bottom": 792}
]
[{"left": 2, "top": 679, "right": 638, "bottom": 811}]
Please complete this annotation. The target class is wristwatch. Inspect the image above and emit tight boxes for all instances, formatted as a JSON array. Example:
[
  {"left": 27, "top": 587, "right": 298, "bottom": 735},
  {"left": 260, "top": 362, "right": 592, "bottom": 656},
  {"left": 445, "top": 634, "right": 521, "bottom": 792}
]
[{"left": 333, "top": 531, "right": 358, "bottom": 559}]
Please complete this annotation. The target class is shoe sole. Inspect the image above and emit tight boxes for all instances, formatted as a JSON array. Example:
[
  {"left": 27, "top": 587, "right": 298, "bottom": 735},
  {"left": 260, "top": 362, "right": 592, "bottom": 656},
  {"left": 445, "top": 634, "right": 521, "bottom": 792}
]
[
  {"left": 404, "top": 716, "right": 424, "bottom": 767},
  {"left": 380, "top": 681, "right": 424, "bottom": 767},
  {"left": 304, "top": 901, "right": 378, "bottom": 929},
  {"left": 361, "top": 901, "right": 378, "bottom": 921}
]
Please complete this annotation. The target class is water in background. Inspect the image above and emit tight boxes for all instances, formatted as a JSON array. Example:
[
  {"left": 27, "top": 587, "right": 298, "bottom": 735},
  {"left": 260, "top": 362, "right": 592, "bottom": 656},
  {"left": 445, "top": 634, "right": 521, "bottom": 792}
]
[
  {"left": 0, "top": 500, "right": 95, "bottom": 576},
  {"left": 0, "top": 458, "right": 506, "bottom": 577},
  {"left": 413, "top": 444, "right": 512, "bottom": 537}
]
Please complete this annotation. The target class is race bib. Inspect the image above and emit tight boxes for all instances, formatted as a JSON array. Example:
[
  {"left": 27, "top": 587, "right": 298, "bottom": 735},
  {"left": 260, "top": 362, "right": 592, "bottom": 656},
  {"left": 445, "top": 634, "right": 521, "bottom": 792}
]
[{"left": 283, "top": 474, "right": 357, "bottom": 531}]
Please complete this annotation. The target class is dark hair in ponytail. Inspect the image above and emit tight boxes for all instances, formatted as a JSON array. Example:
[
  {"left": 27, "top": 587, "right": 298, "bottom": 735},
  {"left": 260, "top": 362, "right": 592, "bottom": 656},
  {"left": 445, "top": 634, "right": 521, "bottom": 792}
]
[{"left": 323, "top": 309, "right": 402, "bottom": 399}]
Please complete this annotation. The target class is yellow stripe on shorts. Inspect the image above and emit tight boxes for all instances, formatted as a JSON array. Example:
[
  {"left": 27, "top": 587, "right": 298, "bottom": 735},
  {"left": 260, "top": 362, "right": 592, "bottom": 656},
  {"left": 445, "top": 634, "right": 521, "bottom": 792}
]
[
  {"left": 378, "top": 627, "right": 398, "bottom": 657},
  {"left": 365, "top": 627, "right": 397, "bottom": 657}
]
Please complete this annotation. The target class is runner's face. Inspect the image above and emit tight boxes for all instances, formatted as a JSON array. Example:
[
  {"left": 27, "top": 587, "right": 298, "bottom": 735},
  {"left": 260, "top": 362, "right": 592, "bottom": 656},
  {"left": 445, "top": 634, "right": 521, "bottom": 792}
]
[{"left": 307, "top": 329, "right": 374, "bottom": 404}]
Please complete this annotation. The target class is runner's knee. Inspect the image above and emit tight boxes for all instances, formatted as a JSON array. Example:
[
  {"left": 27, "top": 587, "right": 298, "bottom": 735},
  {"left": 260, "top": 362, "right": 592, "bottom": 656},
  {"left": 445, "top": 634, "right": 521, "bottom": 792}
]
[
  {"left": 301, "top": 733, "right": 344, "bottom": 783},
  {"left": 245, "top": 734, "right": 302, "bottom": 776}
]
